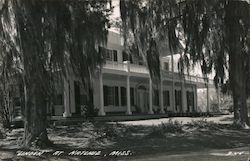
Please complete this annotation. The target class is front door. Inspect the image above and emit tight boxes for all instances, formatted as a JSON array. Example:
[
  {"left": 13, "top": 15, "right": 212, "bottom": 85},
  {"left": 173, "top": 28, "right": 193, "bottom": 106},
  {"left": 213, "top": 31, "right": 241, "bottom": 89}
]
[
  {"left": 186, "top": 91, "right": 195, "bottom": 112},
  {"left": 175, "top": 90, "right": 182, "bottom": 112}
]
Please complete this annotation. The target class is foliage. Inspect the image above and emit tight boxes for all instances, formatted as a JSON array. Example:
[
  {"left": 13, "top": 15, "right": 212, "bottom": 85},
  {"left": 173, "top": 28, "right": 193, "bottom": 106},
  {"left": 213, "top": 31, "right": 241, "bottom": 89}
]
[
  {"left": 0, "top": 91, "right": 10, "bottom": 128},
  {"left": 95, "top": 123, "right": 144, "bottom": 140},
  {"left": 81, "top": 105, "right": 99, "bottom": 117},
  {"left": 99, "top": 123, "right": 123, "bottom": 139},
  {"left": 0, "top": 78, "right": 13, "bottom": 129},
  {"left": 0, "top": 0, "right": 112, "bottom": 147},
  {"left": 120, "top": 0, "right": 181, "bottom": 82},
  {"left": 120, "top": 0, "right": 250, "bottom": 125},
  {"left": 147, "top": 119, "right": 184, "bottom": 138},
  {"left": 0, "top": 128, "right": 6, "bottom": 139},
  {"left": 219, "top": 94, "right": 233, "bottom": 113},
  {"left": 186, "top": 119, "right": 222, "bottom": 130}
]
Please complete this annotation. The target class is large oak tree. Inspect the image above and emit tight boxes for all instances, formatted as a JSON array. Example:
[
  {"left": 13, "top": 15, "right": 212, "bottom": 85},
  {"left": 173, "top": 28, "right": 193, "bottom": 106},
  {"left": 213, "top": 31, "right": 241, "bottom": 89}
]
[
  {"left": 120, "top": 0, "right": 250, "bottom": 126},
  {"left": 0, "top": 0, "right": 111, "bottom": 147}
]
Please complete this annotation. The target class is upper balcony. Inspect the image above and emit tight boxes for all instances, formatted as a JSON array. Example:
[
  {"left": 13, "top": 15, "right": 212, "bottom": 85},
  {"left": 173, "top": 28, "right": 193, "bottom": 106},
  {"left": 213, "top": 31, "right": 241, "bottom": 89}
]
[{"left": 102, "top": 61, "right": 214, "bottom": 88}]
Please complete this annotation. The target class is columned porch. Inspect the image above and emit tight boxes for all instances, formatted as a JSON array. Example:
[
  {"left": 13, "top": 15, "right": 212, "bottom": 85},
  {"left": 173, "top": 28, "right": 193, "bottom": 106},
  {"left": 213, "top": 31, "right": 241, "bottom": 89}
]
[
  {"left": 96, "top": 62, "right": 200, "bottom": 116},
  {"left": 49, "top": 61, "right": 214, "bottom": 118}
]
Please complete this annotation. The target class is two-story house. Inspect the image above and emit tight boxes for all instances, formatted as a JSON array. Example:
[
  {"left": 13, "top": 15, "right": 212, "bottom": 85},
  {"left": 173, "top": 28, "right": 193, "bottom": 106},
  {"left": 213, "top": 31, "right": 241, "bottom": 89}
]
[{"left": 50, "top": 31, "right": 214, "bottom": 120}]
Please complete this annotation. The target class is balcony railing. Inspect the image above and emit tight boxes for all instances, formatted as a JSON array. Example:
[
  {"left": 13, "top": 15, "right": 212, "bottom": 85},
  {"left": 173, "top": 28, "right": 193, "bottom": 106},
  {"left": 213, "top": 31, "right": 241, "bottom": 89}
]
[
  {"left": 103, "top": 61, "right": 127, "bottom": 71},
  {"left": 130, "top": 64, "right": 148, "bottom": 74},
  {"left": 103, "top": 61, "right": 213, "bottom": 85}
]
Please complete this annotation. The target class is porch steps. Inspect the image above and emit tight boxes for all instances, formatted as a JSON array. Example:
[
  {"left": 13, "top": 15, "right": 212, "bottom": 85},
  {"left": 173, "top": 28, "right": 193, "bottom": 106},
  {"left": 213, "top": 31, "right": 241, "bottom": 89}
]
[
  {"left": 90, "top": 112, "right": 219, "bottom": 122},
  {"left": 90, "top": 114, "right": 169, "bottom": 122}
]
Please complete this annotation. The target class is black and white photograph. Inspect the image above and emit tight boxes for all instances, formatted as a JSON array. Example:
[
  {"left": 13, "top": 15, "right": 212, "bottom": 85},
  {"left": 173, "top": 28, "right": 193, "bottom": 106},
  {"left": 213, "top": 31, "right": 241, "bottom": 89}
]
[{"left": 0, "top": 0, "right": 250, "bottom": 160}]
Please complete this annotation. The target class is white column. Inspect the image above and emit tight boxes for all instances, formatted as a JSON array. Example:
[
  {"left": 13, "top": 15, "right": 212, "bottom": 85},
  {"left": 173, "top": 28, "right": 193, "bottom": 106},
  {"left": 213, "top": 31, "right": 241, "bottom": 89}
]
[
  {"left": 206, "top": 78, "right": 210, "bottom": 113},
  {"left": 148, "top": 77, "right": 154, "bottom": 114},
  {"left": 159, "top": 79, "right": 165, "bottom": 114},
  {"left": 63, "top": 78, "right": 71, "bottom": 117},
  {"left": 69, "top": 79, "right": 75, "bottom": 113},
  {"left": 98, "top": 68, "right": 105, "bottom": 116},
  {"left": 181, "top": 77, "right": 186, "bottom": 113},
  {"left": 126, "top": 61, "right": 132, "bottom": 115}
]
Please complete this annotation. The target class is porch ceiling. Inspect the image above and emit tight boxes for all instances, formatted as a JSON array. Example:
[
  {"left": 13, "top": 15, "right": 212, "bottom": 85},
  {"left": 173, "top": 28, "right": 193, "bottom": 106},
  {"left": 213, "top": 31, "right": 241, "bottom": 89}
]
[
  {"left": 102, "top": 72, "right": 212, "bottom": 88},
  {"left": 103, "top": 73, "right": 149, "bottom": 83}
]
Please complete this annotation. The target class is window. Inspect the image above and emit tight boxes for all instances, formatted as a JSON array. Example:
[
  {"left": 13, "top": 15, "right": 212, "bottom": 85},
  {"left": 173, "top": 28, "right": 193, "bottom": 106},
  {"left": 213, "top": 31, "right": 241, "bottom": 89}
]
[
  {"left": 163, "top": 91, "right": 170, "bottom": 106},
  {"left": 122, "top": 51, "right": 128, "bottom": 61},
  {"left": 164, "top": 62, "right": 169, "bottom": 71},
  {"left": 54, "top": 94, "right": 63, "bottom": 105},
  {"left": 121, "top": 87, "right": 127, "bottom": 106},
  {"left": 138, "top": 55, "right": 144, "bottom": 65},
  {"left": 175, "top": 90, "right": 182, "bottom": 111},
  {"left": 80, "top": 94, "right": 87, "bottom": 105},
  {"left": 104, "top": 86, "right": 119, "bottom": 106},
  {"left": 186, "top": 91, "right": 194, "bottom": 112},
  {"left": 122, "top": 51, "right": 133, "bottom": 63},
  {"left": 106, "top": 51, "right": 113, "bottom": 61},
  {"left": 99, "top": 46, "right": 118, "bottom": 62},
  {"left": 113, "top": 50, "right": 118, "bottom": 61},
  {"left": 153, "top": 90, "right": 159, "bottom": 106},
  {"left": 120, "top": 87, "right": 134, "bottom": 106}
]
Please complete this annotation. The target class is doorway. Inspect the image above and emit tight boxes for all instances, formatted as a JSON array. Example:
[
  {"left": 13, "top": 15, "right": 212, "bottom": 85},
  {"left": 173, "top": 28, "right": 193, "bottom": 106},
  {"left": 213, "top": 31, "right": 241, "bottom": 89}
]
[{"left": 137, "top": 85, "right": 147, "bottom": 113}]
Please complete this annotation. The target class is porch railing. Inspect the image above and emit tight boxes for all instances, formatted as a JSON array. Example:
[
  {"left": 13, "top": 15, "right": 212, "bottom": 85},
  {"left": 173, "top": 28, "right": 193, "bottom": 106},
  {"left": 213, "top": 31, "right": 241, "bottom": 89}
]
[
  {"left": 103, "top": 61, "right": 127, "bottom": 71},
  {"left": 103, "top": 61, "right": 213, "bottom": 85}
]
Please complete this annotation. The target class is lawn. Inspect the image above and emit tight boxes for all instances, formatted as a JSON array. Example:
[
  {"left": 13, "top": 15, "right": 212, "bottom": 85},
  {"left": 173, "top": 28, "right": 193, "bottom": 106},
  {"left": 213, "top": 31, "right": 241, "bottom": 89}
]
[{"left": 0, "top": 115, "right": 250, "bottom": 161}]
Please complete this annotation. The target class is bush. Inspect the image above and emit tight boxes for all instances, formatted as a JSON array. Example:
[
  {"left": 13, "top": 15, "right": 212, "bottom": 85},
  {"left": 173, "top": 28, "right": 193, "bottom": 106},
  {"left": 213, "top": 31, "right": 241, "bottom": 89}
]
[
  {"left": 186, "top": 119, "right": 221, "bottom": 130},
  {"left": 97, "top": 123, "right": 125, "bottom": 139},
  {"left": 160, "top": 119, "right": 183, "bottom": 133},
  {"left": 147, "top": 119, "right": 183, "bottom": 138},
  {"left": 0, "top": 129, "right": 6, "bottom": 139},
  {"left": 81, "top": 104, "right": 99, "bottom": 117}
]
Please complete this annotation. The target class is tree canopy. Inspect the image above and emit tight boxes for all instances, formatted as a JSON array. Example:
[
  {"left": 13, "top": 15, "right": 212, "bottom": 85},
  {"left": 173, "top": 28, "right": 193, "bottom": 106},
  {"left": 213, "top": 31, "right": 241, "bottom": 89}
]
[
  {"left": 0, "top": 0, "right": 112, "bottom": 147},
  {"left": 120, "top": 0, "right": 250, "bottom": 126}
]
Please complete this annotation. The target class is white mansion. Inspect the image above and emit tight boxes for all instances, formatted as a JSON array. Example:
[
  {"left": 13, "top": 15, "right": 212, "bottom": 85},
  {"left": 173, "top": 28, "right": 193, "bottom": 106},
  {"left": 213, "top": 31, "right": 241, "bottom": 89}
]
[{"left": 50, "top": 31, "right": 214, "bottom": 119}]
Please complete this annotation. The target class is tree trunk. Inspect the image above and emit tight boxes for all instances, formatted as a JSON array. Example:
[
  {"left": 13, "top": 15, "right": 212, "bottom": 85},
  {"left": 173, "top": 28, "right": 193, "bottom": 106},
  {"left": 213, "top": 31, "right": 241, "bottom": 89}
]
[
  {"left": 227, "top": 1, "right": 250, "bottom": 127},
  {"left": 22, "top": 82, "right": 51, "bottom": 148},
  {"left": 230, "top": 53, "right": 249, "bottom": 126}
]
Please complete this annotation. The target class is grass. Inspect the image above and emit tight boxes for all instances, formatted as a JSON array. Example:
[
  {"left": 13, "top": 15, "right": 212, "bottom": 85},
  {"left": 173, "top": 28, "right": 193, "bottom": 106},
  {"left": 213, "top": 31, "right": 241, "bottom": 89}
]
[{"left": 0, "top": 117, "right": 250, "bottom": 161}]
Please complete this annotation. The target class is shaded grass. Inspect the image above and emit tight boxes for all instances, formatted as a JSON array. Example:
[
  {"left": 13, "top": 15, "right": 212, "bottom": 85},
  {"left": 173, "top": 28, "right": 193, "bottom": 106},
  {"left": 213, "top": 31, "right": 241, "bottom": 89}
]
[{"left": 1, "top": 118, "right": 250, "bottom": 160}]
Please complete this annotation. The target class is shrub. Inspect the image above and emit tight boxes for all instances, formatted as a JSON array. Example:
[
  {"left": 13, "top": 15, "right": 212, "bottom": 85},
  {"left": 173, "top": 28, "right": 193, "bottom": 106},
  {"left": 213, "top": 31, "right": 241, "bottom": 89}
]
[
  {"left": 186, "top": 119, "right": 221, "bottom": 130},
  {"left": 0, "top": 129, "right": 6, "bottom": 139},
  {"left": 160, "top": 119, "right": 183, "bottom": 133},
  {"left": 97, "top": 123, "right": 124, "bottom": 139},
  {"left": 147, "top": 119, "right": 184, "bottom": 138}
]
